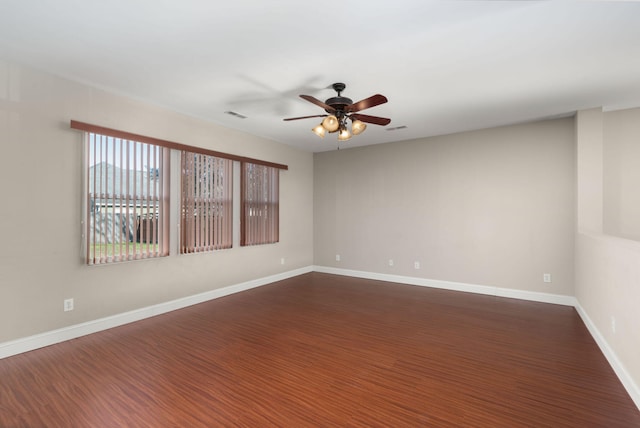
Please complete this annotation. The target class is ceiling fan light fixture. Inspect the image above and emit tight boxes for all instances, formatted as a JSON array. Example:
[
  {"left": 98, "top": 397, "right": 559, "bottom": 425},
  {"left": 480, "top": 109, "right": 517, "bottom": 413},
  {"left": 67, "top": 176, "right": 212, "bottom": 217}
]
[
  {"left": 284, "top": 83, "right": 390, "bottom": 143},
  {"left": 338, "top": 126, "right": 351, "bottom": 141},
  {"left": 351, "top": 119, "right": 367, "bottom": 135},
  {"left": 312, "top": 123, "right": 326, "bottom": 138},
  {"left": 322, "top": 115, "right": 340, "bottom": 132}
]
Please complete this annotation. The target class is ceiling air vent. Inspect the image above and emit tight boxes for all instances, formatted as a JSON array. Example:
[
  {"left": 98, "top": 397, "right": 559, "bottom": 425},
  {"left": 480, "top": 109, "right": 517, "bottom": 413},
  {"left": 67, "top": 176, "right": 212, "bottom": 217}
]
[
  {"left": 386, "top": 125, "right": 407, "bottom": 131},
  {"left": 224, "top": 111, "right": 247, "bottom": 119}
]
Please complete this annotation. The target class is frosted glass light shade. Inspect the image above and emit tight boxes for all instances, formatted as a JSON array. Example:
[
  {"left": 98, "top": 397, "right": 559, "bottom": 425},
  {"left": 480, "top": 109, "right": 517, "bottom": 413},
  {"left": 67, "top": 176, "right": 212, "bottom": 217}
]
[
  {"left": 312, "top": 124, "right": 326, "bottom": 138},
  {"left": 322, "top": 115, "right": 340, "bottom": 132},
  {"left": 351, "top": 119, "right": 367, "bottom": 135},
  {"left": 338, "top": 127, "right": 351, "bottom": 141}
]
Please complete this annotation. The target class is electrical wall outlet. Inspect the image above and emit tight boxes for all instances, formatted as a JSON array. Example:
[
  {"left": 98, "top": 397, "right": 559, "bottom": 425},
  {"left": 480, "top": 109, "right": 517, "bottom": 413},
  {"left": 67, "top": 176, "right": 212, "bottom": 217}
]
[
  {"left": 280, "top": 257, "right": 285, "bottom": 265},
  {"left": 64, "top": 298, "right": 74, "bottom": 312},
  {"left": 388, "top": 259, "right": 394, "bottom": 267},
  {"left": 611, "top": 316, "right": 616, "bottom": 334},
  {"left": 335, "top": 254, "right": 341, "bottom": 262},
  {"left": 414, "top": 261, "right": 420, "bottom": 269},
  {"left": 543, "top": 273, "right": 552, "bottom": 283}
]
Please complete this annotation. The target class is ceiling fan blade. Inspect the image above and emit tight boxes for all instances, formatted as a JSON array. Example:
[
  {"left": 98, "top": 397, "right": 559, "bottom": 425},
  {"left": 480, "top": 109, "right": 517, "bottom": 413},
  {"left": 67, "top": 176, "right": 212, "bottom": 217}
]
[
  {"left": 345, "top": 94, "right": 388, "bottom": 113},
  {"left": 299, "top": 95, "right": 336, "bottom": 113},
  {"left": 351, "top": 113, "right": 391, "bottom": 126},
  {"left": 283, "top": 114, "right": 327, "bottom": 121}
]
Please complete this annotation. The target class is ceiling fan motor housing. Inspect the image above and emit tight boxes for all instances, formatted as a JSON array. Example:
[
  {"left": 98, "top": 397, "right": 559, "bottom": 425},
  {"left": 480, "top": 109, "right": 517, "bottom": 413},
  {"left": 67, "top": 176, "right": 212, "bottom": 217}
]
[
  {"left": 324, "top": 96, "right": 353, "bottom": 113},
  {"left": 325, "top": 83, "right": 351, "bottom": 114},
  {"left": 283, "top": 81, "right": 390, "bottom": 127}
]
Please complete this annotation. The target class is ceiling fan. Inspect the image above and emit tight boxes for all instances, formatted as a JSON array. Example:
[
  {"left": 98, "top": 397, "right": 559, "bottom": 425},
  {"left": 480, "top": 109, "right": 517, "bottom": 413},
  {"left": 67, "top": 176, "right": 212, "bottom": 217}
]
[{"left": 283, "top": 83, "right": 391, "bottom": 141}]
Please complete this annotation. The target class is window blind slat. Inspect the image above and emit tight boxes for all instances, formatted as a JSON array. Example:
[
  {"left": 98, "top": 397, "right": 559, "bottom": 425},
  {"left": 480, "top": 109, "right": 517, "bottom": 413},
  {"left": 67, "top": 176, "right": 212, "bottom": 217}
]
[
  {"left": 125, "top": 139, "right": 131, "bottom": 260},
  {"left": 117, "top": 138, "right": 123, "bottom": 260},
  {"left": 111, "top": 136, "right": 116, "bottom": 261},
  {"left": 145, "top": 144, "right": 151, "bottom": 255}
]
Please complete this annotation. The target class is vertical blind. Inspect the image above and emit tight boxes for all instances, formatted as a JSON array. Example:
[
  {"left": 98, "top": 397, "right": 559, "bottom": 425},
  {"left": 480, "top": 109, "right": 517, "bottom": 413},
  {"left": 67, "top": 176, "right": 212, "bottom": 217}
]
[
  {"left": 72, "top": 120, "right": 287, "bottom": 263},
  {"left": 180, "top": 152, "right": 233, "bottom": 253},
  {"left": 241, "top": 162, "right": 279, "bottom": 246},
  {"left": 85, "top": 132, "right": 170, "bottom": 265}
]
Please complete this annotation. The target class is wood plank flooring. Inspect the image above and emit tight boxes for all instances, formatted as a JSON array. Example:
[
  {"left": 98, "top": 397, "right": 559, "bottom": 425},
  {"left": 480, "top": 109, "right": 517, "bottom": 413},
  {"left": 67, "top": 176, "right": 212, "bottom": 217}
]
[{"left": 1, "top": 272, "right": 639, "bottom": 427}]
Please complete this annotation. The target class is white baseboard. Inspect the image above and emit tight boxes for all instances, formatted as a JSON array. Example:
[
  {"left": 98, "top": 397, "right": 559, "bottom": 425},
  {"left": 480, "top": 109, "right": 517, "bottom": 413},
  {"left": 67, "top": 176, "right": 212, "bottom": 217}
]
[
  {"left": 574, "top": 303, "right": 640, "bottom": 410},
  {"left": 314, "top": 265, "right": 639, "bottom": 411},
  {"left": 313, "top": 266, "right": 577, "bottom": 306},
  {"left": 0, "top": 266, "right": 313, "bottom": 360},
  {"left": 2, "top": 265, "right": 638, "bottom": 412}
]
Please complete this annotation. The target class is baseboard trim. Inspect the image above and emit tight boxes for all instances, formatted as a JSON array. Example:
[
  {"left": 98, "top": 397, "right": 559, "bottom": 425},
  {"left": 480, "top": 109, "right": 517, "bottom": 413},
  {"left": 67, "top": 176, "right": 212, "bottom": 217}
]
[
  {"left": 313, "top": 266, "right": 577, "bottom": 306},
  {"left": 314, "top": 265, "right": 639, "bottom": 411},
  {"left": 0, "top": 266, "right": 313, "bottom": 360},
  {"left": 2, "top": 265, "right": 638, "bottom": 412},
  {"left": 574, "top": 302, "right": 640, "bottom": 410}
]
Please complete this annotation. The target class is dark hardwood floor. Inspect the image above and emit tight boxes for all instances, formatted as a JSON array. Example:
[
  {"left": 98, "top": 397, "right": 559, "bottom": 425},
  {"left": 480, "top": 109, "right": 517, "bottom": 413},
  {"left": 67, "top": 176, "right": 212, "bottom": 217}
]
[{"left": 1, "top": 272, "right": 639, "bottom": 427}]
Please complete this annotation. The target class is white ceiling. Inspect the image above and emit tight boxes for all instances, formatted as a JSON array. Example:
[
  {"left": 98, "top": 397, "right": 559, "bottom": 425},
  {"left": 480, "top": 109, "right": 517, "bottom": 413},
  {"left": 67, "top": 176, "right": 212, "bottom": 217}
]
[{"left": 1, "top": 1, "right": 639, "bottom": 152}]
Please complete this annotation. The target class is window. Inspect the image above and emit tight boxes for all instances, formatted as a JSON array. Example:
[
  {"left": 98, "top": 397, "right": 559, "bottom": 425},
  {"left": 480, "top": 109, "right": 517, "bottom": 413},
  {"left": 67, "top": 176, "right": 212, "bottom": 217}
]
[
  {"left": 85, "top": 132, "right": 170, "bottom": 265},
  {"left": 180, "top": 152, "right": 233, "bottom": 253},
  {"left": 73, "top": 120, "right": 288, "bottom": 262},
  {"left": 241, "top": 162, "right": 279, "bottom": 246}
]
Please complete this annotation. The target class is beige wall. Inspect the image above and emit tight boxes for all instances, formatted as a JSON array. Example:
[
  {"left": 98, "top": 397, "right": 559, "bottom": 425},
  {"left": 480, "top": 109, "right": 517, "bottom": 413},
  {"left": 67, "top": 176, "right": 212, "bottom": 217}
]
[
  {"left": 0, "top": 61, "right": 314, "bottom": 342},
  {"left": 2, "top": 58, "right": 638, "bottom": 405},
  {"left": 576, "top": 109, "right": 604, "bottom": 233},
  {"left": 575, "top": 108, "right": 640, "bottom": 400},
  {"left": 604, "top": 108, "right": 640, "bottom": 241},
  {"left": 314, "top": 118, "right": 576, "bottom": 295}
]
